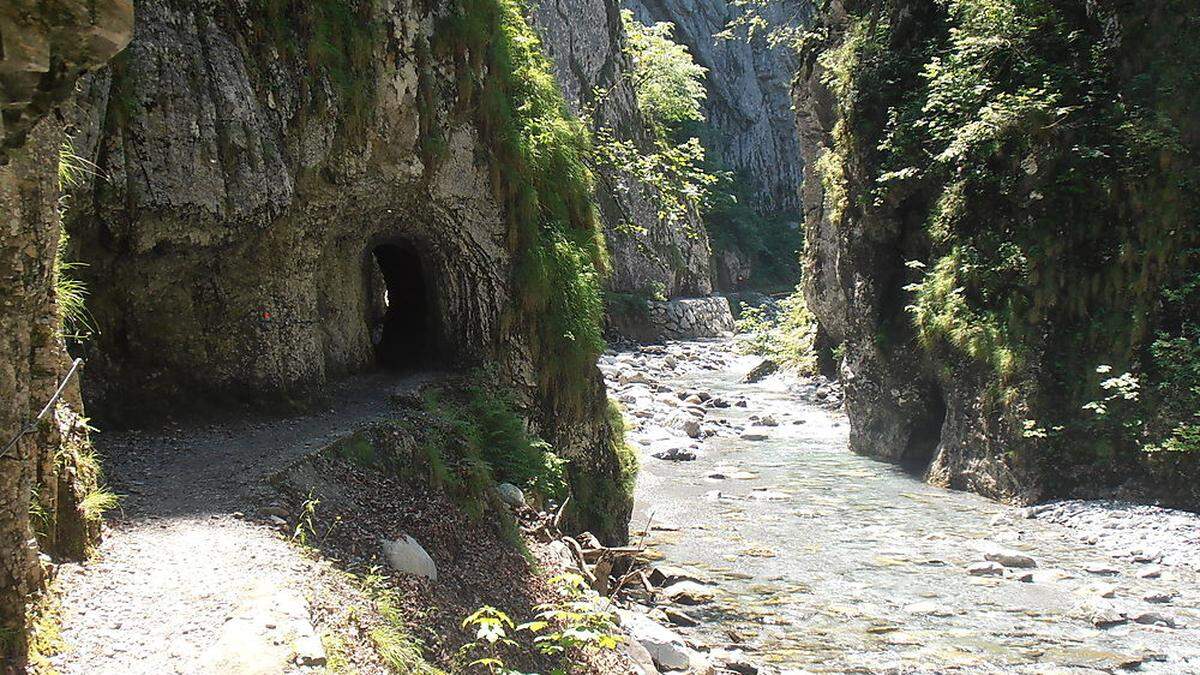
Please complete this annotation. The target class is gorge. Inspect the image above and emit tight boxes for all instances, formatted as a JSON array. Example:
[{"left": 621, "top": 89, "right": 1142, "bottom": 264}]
[{"left": 0, "top": 0, "right": 1197, "bottom": 673}]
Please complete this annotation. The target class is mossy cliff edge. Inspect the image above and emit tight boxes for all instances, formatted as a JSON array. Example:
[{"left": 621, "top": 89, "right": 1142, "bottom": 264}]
[{"left": 795, "top": 0, "right": 1200, "bottom": 505}]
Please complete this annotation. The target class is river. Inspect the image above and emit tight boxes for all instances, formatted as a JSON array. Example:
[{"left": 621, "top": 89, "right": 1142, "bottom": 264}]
[{"left": 600, "top": 339, "right": 1200, "bottom": 674}]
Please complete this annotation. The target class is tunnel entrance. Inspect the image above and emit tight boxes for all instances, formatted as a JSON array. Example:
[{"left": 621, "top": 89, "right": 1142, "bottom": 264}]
[{"left": 368, "top": 241, "right": 439, "bottom": 370}]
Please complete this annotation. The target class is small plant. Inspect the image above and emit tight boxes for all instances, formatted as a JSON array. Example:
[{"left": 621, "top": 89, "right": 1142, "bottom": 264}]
[
  {"left": 520, "top": 573, "right": 620, "bottom": 659},
  {"left": 457, "top": 574, "right": 620, "bottom": 674},
  {"left": 734, "top": 289, "right": 819, "bottom": 373},
  {"left": 79, "top": 489, "right": 121, "bottom": 523},
  {"left": 459, "top": 606, "right": 520, "bottom": 674},
  {"left": 291, "top": 490, "right": 338, "bottom": 547}
]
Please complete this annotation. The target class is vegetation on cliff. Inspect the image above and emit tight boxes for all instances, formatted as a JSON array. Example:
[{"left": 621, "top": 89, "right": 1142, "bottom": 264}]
[
  {"left": 786, "top": 0, "right": 1200, "bottom": 500},
  {"left": 436, "top": 0, "right": 640, "bottom": 540}
]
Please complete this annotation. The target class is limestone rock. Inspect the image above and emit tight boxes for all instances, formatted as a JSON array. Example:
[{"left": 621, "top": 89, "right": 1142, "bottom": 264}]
[
  {"left": 381, "top": 535, "right": 437, "bottom": 581},
  {"left": 742, "top": 359, "right": 779, "bottom": 384},
  {"left": 980, "top": 543, "right": 1038, "bottom": 569},
  {"left": 967, "top": 561, "right": 1004, "bottom": 577},
  {"left": 617, "top": 610, "right": 693, "bottom": 671},
  {"left": 496, "top": 483, "right": 526, "bottom": 509}
]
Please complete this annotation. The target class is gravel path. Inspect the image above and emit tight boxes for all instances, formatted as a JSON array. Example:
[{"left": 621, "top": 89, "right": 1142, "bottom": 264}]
[{"left": 51, "top": 372, "right": 437, "bottom": 674}]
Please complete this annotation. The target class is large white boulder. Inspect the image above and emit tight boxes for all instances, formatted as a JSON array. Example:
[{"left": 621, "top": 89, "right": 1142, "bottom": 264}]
[
  {"left": 617, "top": 610, "right": 692, "bottom": 671},
  {"left": 381, "top": 535, "right": 437, "bottom": 581}
]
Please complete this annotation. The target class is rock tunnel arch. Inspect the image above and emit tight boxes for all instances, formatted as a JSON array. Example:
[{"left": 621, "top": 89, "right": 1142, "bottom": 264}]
[{"left": 366, "top": 239, "right": 444, "bottom": 371}]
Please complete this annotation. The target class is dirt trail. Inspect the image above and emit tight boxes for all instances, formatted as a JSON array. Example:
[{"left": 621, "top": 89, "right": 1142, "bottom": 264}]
[{"left": 51, "top": 373, "right": 436, "bottom": 674}]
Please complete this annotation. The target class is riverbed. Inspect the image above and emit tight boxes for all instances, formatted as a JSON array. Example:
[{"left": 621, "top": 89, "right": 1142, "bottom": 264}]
[{"left": 600, "top": 339, "right": 1200, "bottom": 674}]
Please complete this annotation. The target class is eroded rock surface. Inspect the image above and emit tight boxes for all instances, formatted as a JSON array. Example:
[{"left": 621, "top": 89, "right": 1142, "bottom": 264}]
[
  {"left": 0, "top": 0, "right": 132, "bottom": 660},
  {"left": 533, "top": 0, "right": 713, "bottom": 297}
]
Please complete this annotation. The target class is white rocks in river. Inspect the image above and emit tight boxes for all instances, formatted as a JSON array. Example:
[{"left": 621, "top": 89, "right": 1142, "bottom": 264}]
[
  {"left": 1030, "top": 568, "right": 1072, "bottom": 583},
  {"left": 1089, "top": 607, "right": 1129, "bottom": 628},
  {"left": 967, "top": 561, "right": 1005, "bottom": 577},
  {"left": 742, "top": 358, "right": 778, "bottom": 383},
  {"left": 1079, "top": 582, "right": 1118, "bottom": 599},
  {"left": 652, "top": 447, "right": 697, "bottom": 462},
  {"left": 617, "top": 610, "right": 693, "bottom": 672},
  {"left": 708, "top": 648, "right": 758, "bottom": 675},
  {"left": 665, "top": 410, "right": 702, "bottom": 438},
  {"left": 903, "top": 600, "right": 958, "bottom": 617},
  {"left": 1133, "top": 611, "right": 1177, "bottom": 628},
  {"left": 661, "top": 580, "right": 717, "bottom": 605},
  {"left": 980, "top": 542, "right": 1038, "bottom": 568},
  {"left": 1086, "top": 563, "right": 1121, "bottom": 576},
  {"left": 749, "top": 490, "right": 789, "bottom": 501},
  {"left": 1144, "top": 591, "right": 1177, "bottom": 604},
  {"left": 619, "top": 370, "right": 651, "bottom": 385},
  {"left": 661, "top": 606, "right": 699, "bottom": 628},
  {"left": 648, "top": 564, "right": 706, "bottom": 587},
  {"left": 1137, "top": 565, "right": 1163, "bottom": 579},
  {"left": 616, "top": 635, "right": 660, "bottom": 675},
  {"left": 1129, "top": 548, "right": 1162, "bottom": 563},
  {"left": 495, "top": 482, "right": 526, "bottom": 508},
  {"left": 381, "top": 535, "right": 437, "bottom": 581}
]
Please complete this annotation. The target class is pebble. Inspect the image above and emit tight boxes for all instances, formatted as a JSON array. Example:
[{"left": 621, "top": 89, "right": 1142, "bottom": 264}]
[
  {"left": 1133, "top": 611, "right": 1177, "bottom": 628},
  {"left": 1136, "top": 565, "right": 1163, "bottom": 579},
  {"left": 966, "top": 561, "right": 1004, "bottom": 577},
  {"left": 980, "top": 542, "right": 1038, "bottom": 569}
]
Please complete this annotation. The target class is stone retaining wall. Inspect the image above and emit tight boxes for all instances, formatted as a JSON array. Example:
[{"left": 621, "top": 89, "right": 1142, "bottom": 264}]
[{"left": 608, "top": 296, "right": 735, "bottom": 342}]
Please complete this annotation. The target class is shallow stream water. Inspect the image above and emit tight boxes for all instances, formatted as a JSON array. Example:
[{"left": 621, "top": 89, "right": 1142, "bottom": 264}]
[{"left": 605, "top": 340, "right": 1200, "bottom": 674}]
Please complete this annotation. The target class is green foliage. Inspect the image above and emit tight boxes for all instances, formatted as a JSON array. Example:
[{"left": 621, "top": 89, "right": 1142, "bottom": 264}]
[
  {"left": 458, "top": 573, "right": 619, "bottom": 674},
  {"left": 291, "top": 490, "right": 337, "bottom": 547},
  {"left": 366, "top": 581, "right": 447, "bottom": 675},
  {"left": 587, "top": 10, "right": 717, "bottom": 237},
  {"left": 438, "top": 0, "right": 607, "bottom": 409},
  {"left": 735, "top": 289, "right": 818, "bottom": 373},
  {"left": 793, "top": 0, "right": 1200, "bottom": 488},
  {"left": 591, "top": 127, "right": 717, "bottom": 231},
  {"left": 423, "top": 380, "right": 568, "bottom": 502},
  {"left": 25, "top": 586, "right": 65, "bottom": 675},
  {"left": 703, "top": 171, "right": 803, "bottom": 289},
  {"left": 621, "top": 10, "right": 707, "bottom": 130},
  {"left": 78, "top": 490, "right": 120, "bottom": 523},
  {"left": 55, "top": 142, "right": 95, "bottom": 344}
]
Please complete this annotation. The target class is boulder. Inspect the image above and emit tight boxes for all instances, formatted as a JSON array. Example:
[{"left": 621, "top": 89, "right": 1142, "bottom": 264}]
[
  {"left": 967, "top": 561, "right": 1004, "bottom": 577},
  {"left": 742, "top": 358, "right": 779, "bottom": 383},
  {"left": 980, "top": 542, "right": 1038, "bottom": 568},
  {"left": 648, "top": 564, "right": 705, "bottom": 587},
  {"left": 661, "top": 580, "right": 716, "bottom": 605},
  {"left": 496, "top": 482, "right": 526, "bottom": 508},
  {"left": 653, "top": 448, "right": 697, "bottom": 462},
  {"left": 381, "top": 535, "right": 437, "bottom": 581},
  {"left": 617, "top": 610, "right": 692, "bottom": 671}
]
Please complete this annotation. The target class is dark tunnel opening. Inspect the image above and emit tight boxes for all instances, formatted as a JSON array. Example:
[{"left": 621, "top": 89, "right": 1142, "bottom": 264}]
[{"left": 368, "top": 241, "right": 439, "bottom": 370}]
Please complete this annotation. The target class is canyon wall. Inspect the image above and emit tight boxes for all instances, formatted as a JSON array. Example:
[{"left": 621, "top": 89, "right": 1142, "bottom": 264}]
[
  {"left": 796, "top": 0, "right": 1200, "bottom": 506},
  {"left": 63, "top": 0, "right": 632, "bottom": 541},
  {"left": 624, "top": 0, "right": 808, "bottom": 215},
  {"left": 0, "top": 0, "right": 132, "bottom": 663},
  {"left": 533, "top": 0, "right": 713, "bottom": 298}
]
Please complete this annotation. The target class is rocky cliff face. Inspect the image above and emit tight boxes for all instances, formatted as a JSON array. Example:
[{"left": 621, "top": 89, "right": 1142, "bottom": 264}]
[
  {"left": 533, "top": 0, "right": 713, "bottom": 298},
  {"left": 0, "top": 0, "right": 132, "bottom": 663},
  {"left": 63, "top": 0, "right": 630, "bottom": 541},
  {"left": 795, "top": 0, "right": 1200, "bottom": 506},
  {"left": 624, "top": 0, "right": 809, "bottom": 215}
]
